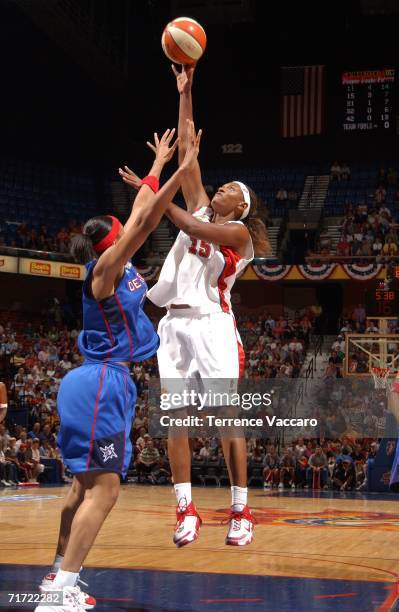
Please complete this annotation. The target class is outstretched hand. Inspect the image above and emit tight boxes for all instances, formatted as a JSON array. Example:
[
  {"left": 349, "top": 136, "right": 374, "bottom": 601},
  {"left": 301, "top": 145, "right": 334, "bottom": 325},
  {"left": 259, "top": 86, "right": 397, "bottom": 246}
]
[
  {"left": 171, "top": 64, "right": 195, "bottom": 94},
  {"left": 180, "top": 120, "right": 202, "bottom": 172},
  {"left": 118, "top": 128, "right": 178, "bottom": 189},
  {"left": 146, "top": 127, "right": 179, "bottom": 163},
  {"left": 118, "top": 166, "right": 142, "bottom": 190}
]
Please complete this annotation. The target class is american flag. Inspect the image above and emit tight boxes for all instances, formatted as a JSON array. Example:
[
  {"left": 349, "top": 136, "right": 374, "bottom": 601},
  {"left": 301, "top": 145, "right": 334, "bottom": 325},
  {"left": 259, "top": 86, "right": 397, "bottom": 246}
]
[{"left": 280, "top": 65, "right": 325, "bottom": 138}]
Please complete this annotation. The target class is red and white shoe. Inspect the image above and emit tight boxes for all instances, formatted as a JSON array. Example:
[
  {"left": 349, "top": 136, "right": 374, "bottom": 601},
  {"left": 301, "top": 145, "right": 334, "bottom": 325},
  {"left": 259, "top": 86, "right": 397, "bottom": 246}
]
[
  {"left": 224, "top": 505, "right": 255, "bottom": 546},
  {"left": 35, "top": 586, "right": 86, "bottom": 611},
  {"left": 40, "top": 573, "right": 96, "bottom": 610},
  {"left": 173, "top": 501, "right": 202, "bottom": 548}
]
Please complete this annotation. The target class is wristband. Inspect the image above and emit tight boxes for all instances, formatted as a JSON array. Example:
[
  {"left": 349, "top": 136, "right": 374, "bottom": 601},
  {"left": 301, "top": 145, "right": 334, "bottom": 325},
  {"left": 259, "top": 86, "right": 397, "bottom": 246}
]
[
  {"left": 0, "top": 404, "right": 7, "bottom": 408},
  {"left": 141, "top": 175, "right": 159, "bottom": 193}
]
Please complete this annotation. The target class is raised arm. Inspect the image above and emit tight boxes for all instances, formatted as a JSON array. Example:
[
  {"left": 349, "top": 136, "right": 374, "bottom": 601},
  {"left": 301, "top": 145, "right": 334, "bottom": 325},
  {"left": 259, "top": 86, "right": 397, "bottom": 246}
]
[
  {"left": 94, "top": 122, "right": 202, "bottom": 296},
  {"left": 119, "top": 128, "right": 178, "bottom": 234},
  {"left": 165, "top": 201, "right": 249, "bottom": 255},
  {"left": 172, "top": 64, "right": 210, "bottom": 213}
]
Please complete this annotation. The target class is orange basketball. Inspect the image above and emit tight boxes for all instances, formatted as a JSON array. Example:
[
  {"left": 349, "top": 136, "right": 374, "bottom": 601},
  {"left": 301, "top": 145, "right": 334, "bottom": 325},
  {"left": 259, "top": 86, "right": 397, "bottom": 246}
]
[{"left": 161, "top": 17, "right": 206, "bottom": 65}]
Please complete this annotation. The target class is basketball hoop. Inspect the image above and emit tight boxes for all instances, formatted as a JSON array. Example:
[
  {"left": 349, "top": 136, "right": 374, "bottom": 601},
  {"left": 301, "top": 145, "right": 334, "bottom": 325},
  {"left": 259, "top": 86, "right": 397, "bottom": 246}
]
[{"left": 371, "top": 367, "right": 393, "bottom": 390}]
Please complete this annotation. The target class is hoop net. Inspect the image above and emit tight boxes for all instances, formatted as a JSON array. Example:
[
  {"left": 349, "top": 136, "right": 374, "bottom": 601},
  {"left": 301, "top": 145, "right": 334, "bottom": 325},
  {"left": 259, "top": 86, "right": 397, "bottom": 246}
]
[{"left": 371, "top": 367, "right": 392, "bottom": 390}]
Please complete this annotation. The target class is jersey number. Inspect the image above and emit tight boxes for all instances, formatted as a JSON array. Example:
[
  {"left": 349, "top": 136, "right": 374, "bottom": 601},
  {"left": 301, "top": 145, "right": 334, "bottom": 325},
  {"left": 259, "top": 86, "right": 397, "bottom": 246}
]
[{"left": 188, "top": 238, "right": 211, "bottom": 258}]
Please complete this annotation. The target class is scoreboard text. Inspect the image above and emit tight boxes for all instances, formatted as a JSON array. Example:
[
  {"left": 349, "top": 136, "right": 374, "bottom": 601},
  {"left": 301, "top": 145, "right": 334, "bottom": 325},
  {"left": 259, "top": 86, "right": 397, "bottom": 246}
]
[{"left": 342, "top": 68, "right": 395, "bottom": 132}]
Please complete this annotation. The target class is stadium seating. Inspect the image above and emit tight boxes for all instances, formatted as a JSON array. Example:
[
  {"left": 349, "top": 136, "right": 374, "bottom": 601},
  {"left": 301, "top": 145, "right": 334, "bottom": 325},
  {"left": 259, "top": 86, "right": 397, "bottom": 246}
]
[
  {"left": 324, "top": 162, "right": 399, "bottom": 216},
  {"left": 0, "top": 158, "right": 98, "bottom": 246}
]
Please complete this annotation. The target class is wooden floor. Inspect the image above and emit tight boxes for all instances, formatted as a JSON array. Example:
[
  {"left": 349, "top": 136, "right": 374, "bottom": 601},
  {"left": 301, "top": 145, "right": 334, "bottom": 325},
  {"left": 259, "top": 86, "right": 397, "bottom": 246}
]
[{"left": 1, "top": 485, "right": 399, "bottom": 586}]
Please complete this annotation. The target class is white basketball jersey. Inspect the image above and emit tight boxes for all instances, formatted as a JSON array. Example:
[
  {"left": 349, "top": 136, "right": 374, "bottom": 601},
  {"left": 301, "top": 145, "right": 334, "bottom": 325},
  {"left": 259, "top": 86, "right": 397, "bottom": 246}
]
[{"left": 147, "top": 207, "right": 254, "bottom": 314}]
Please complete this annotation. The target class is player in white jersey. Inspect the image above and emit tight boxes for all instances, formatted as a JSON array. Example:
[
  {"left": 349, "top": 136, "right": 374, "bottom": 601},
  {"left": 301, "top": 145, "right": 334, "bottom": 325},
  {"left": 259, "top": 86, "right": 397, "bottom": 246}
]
[{"left": 120, "top": 64, "right": 269, "bottom": 547}]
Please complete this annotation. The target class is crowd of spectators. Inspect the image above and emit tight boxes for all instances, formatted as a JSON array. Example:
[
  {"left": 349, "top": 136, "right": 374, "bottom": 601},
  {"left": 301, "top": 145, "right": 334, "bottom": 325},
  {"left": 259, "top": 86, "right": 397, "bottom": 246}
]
[
  {"left": 0, "top": 310, "right": 312, "bottom": 487},
  {"left": 0, "top": 307, "right": 385, "bottom": 492},
  {"left": 334, "top": 200, "right": 399, "bottom": 259},
  {"left": 317, "top": 164, "right": 399, "bottom": 259},
  {"left": 238, "top": 312, "right": 313, "bottom": 379},
  {"left": 0, "top": 221, "right": 83, "bottom": 253},
  {"left": 262, "top": 438, "right": 377, "bottom": 491}
]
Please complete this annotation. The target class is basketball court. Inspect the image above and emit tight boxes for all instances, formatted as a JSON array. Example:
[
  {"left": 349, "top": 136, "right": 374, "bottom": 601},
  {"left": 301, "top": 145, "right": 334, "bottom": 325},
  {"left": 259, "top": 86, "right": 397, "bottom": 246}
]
[{"left": 1, "top": 484, "right": 399, "bottom": 611}]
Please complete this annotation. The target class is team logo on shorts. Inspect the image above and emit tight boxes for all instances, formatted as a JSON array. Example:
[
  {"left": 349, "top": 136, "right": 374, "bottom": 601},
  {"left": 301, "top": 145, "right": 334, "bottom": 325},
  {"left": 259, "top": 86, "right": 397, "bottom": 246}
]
[{"left": 99, "top": 443, "right": 118, "bottom": 463}]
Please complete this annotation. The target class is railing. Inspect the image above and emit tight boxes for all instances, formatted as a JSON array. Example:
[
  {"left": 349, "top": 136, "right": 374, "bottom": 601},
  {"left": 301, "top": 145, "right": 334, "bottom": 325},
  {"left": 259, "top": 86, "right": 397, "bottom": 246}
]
[
  {"left": 306, "top": 255, "right": 399, "bottom": 264},
  {"left": 313, "top": 334, "right": 324, "bottom": 370},
  {"left": 304, "top": 358, "right": 314, "bottom": 393},
  {"left": 0, "top": 245, "right": 74, "bottom": 262},
  {"left": 280, "top": 379, "right": 305, "bottom": 448}
]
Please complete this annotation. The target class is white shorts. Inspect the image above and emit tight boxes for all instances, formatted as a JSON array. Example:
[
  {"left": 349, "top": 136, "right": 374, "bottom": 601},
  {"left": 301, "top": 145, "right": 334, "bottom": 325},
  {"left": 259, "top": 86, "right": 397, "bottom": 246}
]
[{"left": 157, "top": 309, "right": 245, "bottom": 408}]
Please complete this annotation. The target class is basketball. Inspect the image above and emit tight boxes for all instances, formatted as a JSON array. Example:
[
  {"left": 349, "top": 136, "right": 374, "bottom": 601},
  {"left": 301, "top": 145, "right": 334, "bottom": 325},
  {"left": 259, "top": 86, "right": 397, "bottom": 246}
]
[{"left": 161, "top": 17, "right": 206, "bottom": 65}]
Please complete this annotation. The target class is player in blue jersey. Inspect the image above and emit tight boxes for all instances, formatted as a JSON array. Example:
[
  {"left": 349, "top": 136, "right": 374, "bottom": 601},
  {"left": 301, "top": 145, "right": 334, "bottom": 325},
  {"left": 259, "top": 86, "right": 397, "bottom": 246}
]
[{"left": 36, "top": 122, "right": 202, "bottom": 612}]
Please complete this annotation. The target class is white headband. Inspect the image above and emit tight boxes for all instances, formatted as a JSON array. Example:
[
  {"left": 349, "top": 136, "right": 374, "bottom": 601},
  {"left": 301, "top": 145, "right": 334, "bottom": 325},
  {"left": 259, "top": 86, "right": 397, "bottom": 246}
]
[{"left": 234, "top": 181, "right": 251, "bottom": 220}]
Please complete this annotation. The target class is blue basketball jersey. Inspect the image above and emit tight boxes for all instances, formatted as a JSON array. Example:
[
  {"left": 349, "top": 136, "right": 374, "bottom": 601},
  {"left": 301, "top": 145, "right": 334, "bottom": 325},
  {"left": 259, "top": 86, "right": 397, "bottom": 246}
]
[{"left": 78, "top": 260, "right": 159, "bottom": 363}]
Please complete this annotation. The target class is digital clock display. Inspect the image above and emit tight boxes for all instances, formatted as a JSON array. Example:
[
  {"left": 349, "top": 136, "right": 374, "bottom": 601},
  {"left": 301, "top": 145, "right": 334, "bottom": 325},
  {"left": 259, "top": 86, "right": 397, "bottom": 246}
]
[
  {"left": 376, "top": 290, "right": 395, "bottom": 301},
  {"left": 366, "top": 286, "right": 399, "bottom": 317},
  {"left": 342, "top": 68, "right": 395, "bottom": 132}
]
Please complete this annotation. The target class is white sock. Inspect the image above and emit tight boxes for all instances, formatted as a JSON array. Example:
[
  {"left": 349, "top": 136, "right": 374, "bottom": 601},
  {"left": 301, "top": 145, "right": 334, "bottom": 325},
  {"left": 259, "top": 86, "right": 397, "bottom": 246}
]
[
  {"left": 231, "top": 486, "right": 247, "bottom": 512},
  {"left": 51, "top": 554, "right": 64, "bottom": 572},
  {"left": 53, "top": 568, "right": 79, "bottom": 588},
  {"left": 174, "top": 482, "right": 192, "bottom": 512}
]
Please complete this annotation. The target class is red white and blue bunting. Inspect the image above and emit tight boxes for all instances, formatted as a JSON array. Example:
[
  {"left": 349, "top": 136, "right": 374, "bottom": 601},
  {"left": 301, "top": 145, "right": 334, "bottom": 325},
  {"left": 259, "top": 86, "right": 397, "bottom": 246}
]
[
  {"left": 253, "top": 264, "right": 292, "bottom": 281},
  {"left": 134, "top": 262, "right": 384, "bottom": 282},
  {"left": 298, "top": 263, "right": 336, "bottom": 280},
  {"left": 342, "top": 262, "right": 382, "bottom": 281}
]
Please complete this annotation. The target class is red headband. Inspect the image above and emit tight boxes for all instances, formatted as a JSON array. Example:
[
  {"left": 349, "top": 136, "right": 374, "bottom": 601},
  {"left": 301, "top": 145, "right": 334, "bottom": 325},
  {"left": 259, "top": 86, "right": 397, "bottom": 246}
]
[{"left": 93, "top": 216, "right": 122, "bottom": 254}]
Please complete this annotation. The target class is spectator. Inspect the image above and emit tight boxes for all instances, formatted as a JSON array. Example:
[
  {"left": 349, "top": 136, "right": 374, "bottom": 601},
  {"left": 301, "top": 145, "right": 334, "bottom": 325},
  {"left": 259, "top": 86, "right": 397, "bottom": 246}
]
[
  {"left": 341, "top": 163, "right": 351, "bottom": 181},
  {"left": 136, "top": 438, "right": 160, "bottom": 482},
  {"left": 375, "top": 185, "right": 387, "bottom": 204},
  {"left": 199, "top": 440, "right": 213, "bottom": 460},
  {"left": 353, "top": 304, "right": 366, "bottom": 327},
  {"left": 263, "top": 445, "right": 280, "bottom": 489},
  {"left": 382, "top": 238, "right": 398, "bottom": 257},
  {"left": 31, "top": 438, "right": 45, "bottom": 481},
  {"left": 332, "top": 335, "right": 345, "bottom": 354},
  {"left": 330, "top": 161, "right": 342, "bottom": 181},
  {"left": 6, "top": 438, "right": 27, "bottom": 482},
  {"left": 306, "top": 446, "right": 328, "bottom": 488},
  {"left": 0, "top": 438, "right": 18, "bottom": 485},
  {"left": 373, "top": 237, "right": 383, "bottom": 257},
  {"left": 279, "top": 447, "right": 296, "bottom": 489},
  {"left": 276, "top": 188, "right": 288, "bottom": 202},
  {"left": 336, "top": 235, "right": 351, "bottom": 257},
  {"left": 332, "top": 456, "right": 356, "bottom": 490},
  {"left": 147, "top": 456, "right": 171, "bottom": 485},
  {"left": 295, "top": 438, "right": 307, "bottom": 456},
  {"left": 0, "top": 423, "right": 10, "bottom": 450}
]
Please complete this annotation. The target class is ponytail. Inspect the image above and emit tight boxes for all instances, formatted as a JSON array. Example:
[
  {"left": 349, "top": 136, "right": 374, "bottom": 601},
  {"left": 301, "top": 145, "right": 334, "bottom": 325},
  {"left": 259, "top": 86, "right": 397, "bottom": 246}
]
[
  {"left": 247, "top": 216, "right": 271, "bottom": 257},
  {"left": 245, "top": 188, "right": 271, "bottom": 257},
  {"left": 70, "top": 215, "right": 114, "bottom": 264},
  {"left": 70, "top": 234, "right": 97, "bottom": 264}
]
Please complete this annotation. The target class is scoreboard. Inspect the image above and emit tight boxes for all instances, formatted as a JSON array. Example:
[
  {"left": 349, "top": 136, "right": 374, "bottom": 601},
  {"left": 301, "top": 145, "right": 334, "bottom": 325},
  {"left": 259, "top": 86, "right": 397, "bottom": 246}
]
[
  {"left": 366, "top": 281, "right": 399, "bottom": 317},
  {"left": 342, "top": 68, "right": 395, "bottom": 132}
]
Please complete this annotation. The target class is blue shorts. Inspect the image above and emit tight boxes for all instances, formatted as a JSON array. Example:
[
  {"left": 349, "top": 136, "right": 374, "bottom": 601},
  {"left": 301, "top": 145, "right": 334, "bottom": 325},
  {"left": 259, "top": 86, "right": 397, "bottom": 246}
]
[{"left": 57, "top": 361, "right": 137, "bottom": 477}]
